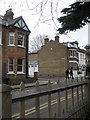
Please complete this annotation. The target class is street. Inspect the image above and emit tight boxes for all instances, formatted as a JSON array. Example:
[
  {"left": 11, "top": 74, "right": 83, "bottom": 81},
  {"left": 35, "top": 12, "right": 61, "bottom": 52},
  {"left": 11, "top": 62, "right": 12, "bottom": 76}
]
[{"left": 11, "top": 77, "right": 87, "bottom": 119}]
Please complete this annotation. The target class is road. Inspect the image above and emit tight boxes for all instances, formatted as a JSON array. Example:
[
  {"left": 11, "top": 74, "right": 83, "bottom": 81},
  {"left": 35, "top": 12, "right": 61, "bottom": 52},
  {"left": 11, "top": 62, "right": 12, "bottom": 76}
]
[{"left": 11, "top": 77, "right": 87, "bottom": 119}]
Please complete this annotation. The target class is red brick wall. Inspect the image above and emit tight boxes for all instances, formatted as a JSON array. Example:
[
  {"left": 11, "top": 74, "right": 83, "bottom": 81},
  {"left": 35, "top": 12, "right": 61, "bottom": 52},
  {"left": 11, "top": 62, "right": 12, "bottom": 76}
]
[{"left": 2, "top": 27, "right": 27, "bottom": 84}]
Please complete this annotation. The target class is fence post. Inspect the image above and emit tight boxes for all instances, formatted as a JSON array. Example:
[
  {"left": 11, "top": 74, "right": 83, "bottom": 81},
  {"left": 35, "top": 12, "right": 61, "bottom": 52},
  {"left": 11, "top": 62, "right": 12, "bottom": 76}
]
[
  {"left": 71, "top": 87, "right": 74, "bottom": 111},
  {"left": 65, "top": 90, "right": 68, "bottom": 113},
  {"left": 57, "top": 80, "right": 59, "bottom": 85},
  {"left": 48, "top": 80, "right": 51, "bottom": 87},
  {"left": 34, "top": 72, "right": 38, "bottom": 81},
  {"left": 57, "top": 91, "right": 61, "bottom": 117},
  {"left": 20, "top": 81, "right": 25, "bottom": 91},
  {"left": 20, "top": 99, "right": 25, "bottom": 118},
  {"left": 71, "top": 78, "right": 73, "bottom": 84},
  {"left": 35, "top": 96, "right": 40, "bottom": 118},
  {"left": 48, "top": 81, "right": 52, "bottom": 118},
  {"left": 65, "top": 78, "right": 67, "bottom": 85},
  {"left": 48, "top": 93, "right": 52, "bottom": 118},
  {"left": 0, "top": 84, "right": 12, "bottom": 119},
  {"left": 81, "top": 86, "right": 83, "bottom": 103},
  {"left": 77, "top": 86, "right": 79, "bottom": 107},
  {"left": 77, "top": 77, "right": 78, "bottom": 83},
  {"left": 36, "top": 80, "right": 39, "bottom": 88}
]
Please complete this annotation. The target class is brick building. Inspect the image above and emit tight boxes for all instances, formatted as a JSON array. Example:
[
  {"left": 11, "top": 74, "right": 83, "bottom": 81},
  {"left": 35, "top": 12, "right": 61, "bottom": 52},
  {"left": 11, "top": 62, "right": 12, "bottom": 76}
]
[
  {"left": 38, "top": 36, "right": 68, "bottom": 77},
  {"left": 0, "top": 9, "right": 31, "bottom": 84},
  {"left": 62, "top": 41, "right": 79, "bottom": 77},
  {"left": 78, "top": 48, "right": 86, "bottom": 77},
  {"left": 38, "top": 36, "right": 79, "bottom": 78}
]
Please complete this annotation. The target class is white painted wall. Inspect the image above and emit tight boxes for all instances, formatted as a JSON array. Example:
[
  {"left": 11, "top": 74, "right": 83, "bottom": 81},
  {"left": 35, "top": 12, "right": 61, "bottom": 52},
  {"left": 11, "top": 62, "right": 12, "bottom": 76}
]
[{"left": 78, "top": 52, "right": 86, "bottom": 77}]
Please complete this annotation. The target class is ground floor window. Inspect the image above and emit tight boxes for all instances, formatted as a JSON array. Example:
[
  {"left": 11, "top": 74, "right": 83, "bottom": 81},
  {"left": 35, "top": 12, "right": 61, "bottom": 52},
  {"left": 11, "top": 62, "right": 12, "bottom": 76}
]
[
  {"left": 70, "top": 62, "right": 78, "bottom": 70},
  {"left": 17, "top": 59, "right": 24, "bottom": 73},
  {"left": 8, "top": 58, "right": 14, "bottom": 73}
]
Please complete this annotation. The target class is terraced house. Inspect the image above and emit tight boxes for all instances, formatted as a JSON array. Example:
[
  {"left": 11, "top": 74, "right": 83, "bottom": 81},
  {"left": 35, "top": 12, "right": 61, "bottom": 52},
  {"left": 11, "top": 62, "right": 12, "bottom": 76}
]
[{"left": 0, "top": 9, "right": 31, "bottom": 84}]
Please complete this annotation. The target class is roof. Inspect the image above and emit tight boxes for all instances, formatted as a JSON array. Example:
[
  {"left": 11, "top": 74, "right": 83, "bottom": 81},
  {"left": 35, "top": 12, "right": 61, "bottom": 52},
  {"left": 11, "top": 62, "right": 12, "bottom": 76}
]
[
  {"left": 8, "top": 16, "right": 31, "bottom": 33},
  {"left": 78, "top": 48, "right": 86, "bottom": 53},
  {"left": 28, "top": 51, "right": 38, "bottom": 55},
  {"left": 62, "top": 41, "right": 78, "bottom": 49},
  {"left": 8, "top": 16, "right": 21, "bottom": 26},
  {"left": 1, "top": 10, "right": 31, "bottom": 34}
]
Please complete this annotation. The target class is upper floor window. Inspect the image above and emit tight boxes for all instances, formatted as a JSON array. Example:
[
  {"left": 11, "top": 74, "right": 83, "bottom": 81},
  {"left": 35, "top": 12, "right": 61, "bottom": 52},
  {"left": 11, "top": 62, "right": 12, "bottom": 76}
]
[
  {"left": 80, "top": 53, "right": 83, "bottom": 61},
  {"left": 74, "top": 51, "right": 77, "bottom": 57},
  {"left": 70, "top": 50, "right": 73, "bottom": 56},
  {"left": 17, "top": 59, "right": 24, "bottom": 73},
  {"left": 8, "top": 58, "right": 14, "bottom": 73},
  {"left": 18, "top": 33, "right": 24, "bottom": 47},
  {"left": 9, "top": 32, "right": 15, "bottom": 45}
]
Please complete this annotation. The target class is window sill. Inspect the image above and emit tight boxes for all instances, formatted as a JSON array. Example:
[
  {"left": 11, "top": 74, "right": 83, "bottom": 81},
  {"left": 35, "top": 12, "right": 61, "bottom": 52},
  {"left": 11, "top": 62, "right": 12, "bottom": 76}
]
[
  {"left": 7, "top": 45, "right": 15, "bottom": 47},
  {"left": 7, "top": 72, "right": 15, "bottom": 75},
  {"left": 17, "top": 72, "right": 26, "bottom": 75},
  {"left": 69, "top": 56, "right": 78, "bottom": 59},
  {"left": 17, "top": 45, "right": 26, "bottom": 49}
]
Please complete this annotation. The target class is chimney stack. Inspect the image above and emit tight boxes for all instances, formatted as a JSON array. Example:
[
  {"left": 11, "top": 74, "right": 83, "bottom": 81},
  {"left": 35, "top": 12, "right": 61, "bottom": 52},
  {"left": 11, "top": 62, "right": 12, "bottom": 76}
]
[
  {"left": 55, "top": 33, "right": 59, "bottom": 43},
  {"left": 4, "top": 8, "right": 14, "bottom": 22},
  {"left": 44, "top": 36, "right": 49, "bottom": 44}
]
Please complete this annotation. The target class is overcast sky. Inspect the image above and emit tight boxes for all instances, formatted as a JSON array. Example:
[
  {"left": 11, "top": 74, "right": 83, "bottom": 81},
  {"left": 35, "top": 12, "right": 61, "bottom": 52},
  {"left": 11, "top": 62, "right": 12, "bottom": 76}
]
[{"left": 0, "top": 0, "right": 88, "bottom": 50}]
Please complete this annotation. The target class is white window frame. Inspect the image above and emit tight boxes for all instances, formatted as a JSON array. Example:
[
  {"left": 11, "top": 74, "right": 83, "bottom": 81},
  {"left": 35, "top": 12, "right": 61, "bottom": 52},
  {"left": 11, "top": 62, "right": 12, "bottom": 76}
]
[
  {"left": 8, "top": 58, "right": 14, "bottom": 73},
  {"left": 17, "top": 59, "right": 24, "bottom": 74},
  {"left": 18, "top": 33, "right": 24, "bottom": 47},
  {"left": 9, "top": 32, "right": 15, "bottom": 46}
]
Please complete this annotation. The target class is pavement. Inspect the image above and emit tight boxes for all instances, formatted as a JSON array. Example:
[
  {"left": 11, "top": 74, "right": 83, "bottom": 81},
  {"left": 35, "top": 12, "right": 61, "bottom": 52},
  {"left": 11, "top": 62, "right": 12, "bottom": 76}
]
[
  {"left": 11, "top": 77, "right": 66, "bottom": 90},
  {"left": 11, "top": 80, "right": 50, "bottom": 90},
  {"left": 11, "top": 76, "right": 84, "bottom": 90}
]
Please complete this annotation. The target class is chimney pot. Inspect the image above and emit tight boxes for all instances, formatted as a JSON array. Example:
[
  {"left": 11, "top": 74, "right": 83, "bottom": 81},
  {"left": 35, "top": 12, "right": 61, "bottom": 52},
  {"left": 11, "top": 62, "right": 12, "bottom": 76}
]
[
  {"left": 44, "top": 36, "right": 49, "bottom": 44},
  {"left": 55, "top": 35, "right": 59, "bottom": 43}
]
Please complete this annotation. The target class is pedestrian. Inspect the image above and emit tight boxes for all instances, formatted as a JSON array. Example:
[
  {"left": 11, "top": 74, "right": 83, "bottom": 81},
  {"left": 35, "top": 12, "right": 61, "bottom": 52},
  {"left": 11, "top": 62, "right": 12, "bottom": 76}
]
[
  {"left": 70, "top": 67, "right": 73, "bottom": 79},
  {"left": 65, "top": 68, "right": 69, "bottom": 80}
]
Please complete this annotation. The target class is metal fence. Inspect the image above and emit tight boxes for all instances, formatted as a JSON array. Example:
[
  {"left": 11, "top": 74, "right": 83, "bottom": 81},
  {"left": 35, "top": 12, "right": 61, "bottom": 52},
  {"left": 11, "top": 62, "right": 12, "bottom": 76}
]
[{"left": 11, "top": 77, "right": 88, "bottom": 119}]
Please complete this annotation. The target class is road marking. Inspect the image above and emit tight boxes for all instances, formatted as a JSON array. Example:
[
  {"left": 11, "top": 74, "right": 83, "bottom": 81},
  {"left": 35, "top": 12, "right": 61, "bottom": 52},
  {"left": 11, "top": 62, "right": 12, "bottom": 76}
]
[{"left": 12, "top": 89, "right": 84, "bottom": 119}]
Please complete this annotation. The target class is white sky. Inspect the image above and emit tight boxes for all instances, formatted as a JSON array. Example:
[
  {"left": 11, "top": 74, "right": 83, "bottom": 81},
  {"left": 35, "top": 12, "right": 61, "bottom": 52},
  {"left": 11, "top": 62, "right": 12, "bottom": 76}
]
[{"left": 0, "top": 0, "right": 88, "bottom": 50}]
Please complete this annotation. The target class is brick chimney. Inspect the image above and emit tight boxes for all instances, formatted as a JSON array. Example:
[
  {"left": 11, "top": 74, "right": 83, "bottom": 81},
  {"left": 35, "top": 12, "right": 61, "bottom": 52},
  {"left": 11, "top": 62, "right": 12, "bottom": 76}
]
[
  {"left": 44, "top": 36, "right": 49, "bottom": 44},
  {"left": 55, "top": 33, "right": 59, "bottom": 43},
  {"left": 4, "top": 8, "right": 14, "bottom": 22}
]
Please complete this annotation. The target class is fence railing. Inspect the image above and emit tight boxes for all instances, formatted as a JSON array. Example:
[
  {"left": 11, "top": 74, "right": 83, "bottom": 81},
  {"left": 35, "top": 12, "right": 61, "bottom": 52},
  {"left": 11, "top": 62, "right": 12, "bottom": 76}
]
[{"left": 11, "top": 77, "right": 88, "bottom": 119}]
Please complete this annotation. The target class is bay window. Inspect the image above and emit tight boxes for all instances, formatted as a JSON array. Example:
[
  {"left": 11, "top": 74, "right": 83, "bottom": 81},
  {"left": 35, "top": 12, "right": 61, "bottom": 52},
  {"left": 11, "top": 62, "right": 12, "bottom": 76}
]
[
  {"left": 9, "top": 32, "right": 15, "bottom": 45},
  {"left": 18, "top": 33, "right": 24, "bottom": 47}
]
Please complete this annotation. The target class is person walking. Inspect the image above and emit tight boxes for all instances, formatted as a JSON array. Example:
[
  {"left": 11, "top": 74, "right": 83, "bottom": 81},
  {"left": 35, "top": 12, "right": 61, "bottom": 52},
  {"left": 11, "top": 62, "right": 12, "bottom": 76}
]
[
  {"left": 70, "top": 67, "right": 73, "bottom": 79},
  {"left": 65, "top": 68, "right": 69, "bottom": 80}
]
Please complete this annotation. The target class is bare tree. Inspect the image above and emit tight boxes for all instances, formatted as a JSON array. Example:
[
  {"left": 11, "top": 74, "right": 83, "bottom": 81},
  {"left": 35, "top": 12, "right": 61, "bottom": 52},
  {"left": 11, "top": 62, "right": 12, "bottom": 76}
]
[
  {"left": 7, "top": 0, "right": 67, "bottom": 28},
  {"left": 30, "top": 34, "right": 47, "bottom": 52}
]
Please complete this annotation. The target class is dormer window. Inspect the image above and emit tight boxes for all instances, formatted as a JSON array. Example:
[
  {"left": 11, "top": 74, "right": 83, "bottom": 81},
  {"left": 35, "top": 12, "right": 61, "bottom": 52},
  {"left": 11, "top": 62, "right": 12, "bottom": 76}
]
[
  {"left": 9, "top": 32, "right": 15, "bottom": 45},
  {"left": 18, "top": 33, "right": 24, "bottom": 47}
]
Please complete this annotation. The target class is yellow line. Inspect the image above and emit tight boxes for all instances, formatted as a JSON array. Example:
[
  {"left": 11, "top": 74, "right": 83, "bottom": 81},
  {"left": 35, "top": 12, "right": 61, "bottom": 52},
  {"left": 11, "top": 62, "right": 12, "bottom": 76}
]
[
  {"left": 12, "top": 89, "right": 84, "bottom": 118},
  {"left": 12, "top": 97, "right": 65, "bottom": 118}
]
